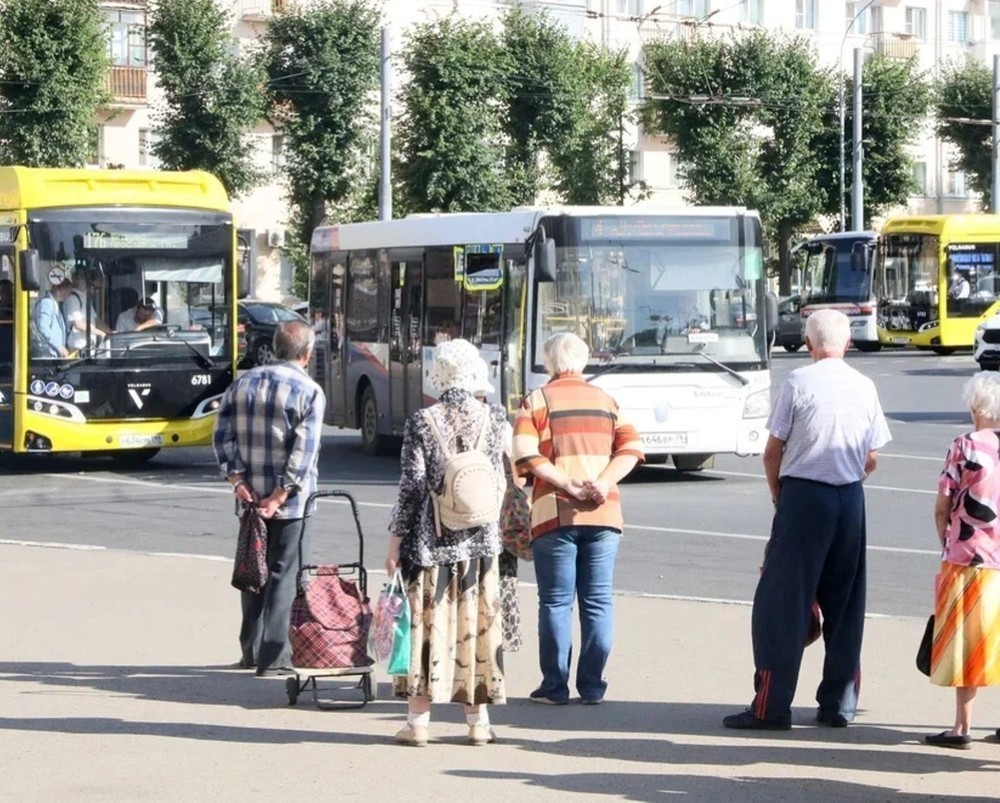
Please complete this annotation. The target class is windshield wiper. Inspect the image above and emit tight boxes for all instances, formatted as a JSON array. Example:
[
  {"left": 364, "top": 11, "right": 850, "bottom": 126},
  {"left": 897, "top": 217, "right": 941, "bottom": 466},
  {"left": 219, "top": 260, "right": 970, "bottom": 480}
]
[
  {"left": 659, "top": 348, "right": 750, "bottom": 386},
  {"left": 585, "top": 359, "right": 629, "bottom": 382}
]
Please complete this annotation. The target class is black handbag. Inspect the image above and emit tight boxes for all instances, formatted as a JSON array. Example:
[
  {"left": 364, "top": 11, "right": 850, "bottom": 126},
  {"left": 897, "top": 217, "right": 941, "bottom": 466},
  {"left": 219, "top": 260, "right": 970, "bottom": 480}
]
[
  {"left": 232, "top": 503, "right": 269, "bottom": 594},
  {"left": 916, "top": 615, "right": 934, "bottom": 677}
]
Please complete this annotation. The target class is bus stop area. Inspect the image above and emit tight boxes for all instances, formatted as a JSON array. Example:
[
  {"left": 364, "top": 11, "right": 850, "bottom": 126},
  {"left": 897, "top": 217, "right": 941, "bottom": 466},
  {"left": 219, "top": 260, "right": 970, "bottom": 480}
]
[{"left": 1, "top": 541, "right": 998, "bottom": 801}]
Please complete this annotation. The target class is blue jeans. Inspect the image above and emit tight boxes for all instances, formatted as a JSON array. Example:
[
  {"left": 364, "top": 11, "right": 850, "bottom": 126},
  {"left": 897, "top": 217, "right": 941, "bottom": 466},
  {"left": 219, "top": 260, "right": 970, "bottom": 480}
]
[{"left": 532, "top": 526, "right": 621, "bottom": 702}]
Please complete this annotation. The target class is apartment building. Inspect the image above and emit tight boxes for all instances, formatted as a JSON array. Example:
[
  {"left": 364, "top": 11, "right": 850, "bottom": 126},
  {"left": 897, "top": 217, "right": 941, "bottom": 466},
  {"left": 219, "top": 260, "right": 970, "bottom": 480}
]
[{"left": 93, "top": 1, "right": 1000, "bottom": 297}]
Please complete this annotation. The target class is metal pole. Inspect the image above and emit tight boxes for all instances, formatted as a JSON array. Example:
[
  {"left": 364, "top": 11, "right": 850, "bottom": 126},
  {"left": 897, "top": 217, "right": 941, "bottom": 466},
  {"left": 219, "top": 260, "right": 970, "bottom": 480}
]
[
  {"left": 993, "top": 54, "right": 1000, "bottom": 213},
  {"left": 851, "top": 47, "right": 864, "bottom": 231},
  {"left": 838, "top": 80, "right": 845, "bottom": 232},
  {"left": 378, "top": 26, "right": 392, "bottom": 221}
]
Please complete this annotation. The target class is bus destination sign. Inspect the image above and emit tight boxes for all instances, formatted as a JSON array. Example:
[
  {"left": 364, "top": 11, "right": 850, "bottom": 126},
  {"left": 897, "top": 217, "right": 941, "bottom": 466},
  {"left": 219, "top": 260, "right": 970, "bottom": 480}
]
[
  {"left": 83, "top": 231, "right": 189, "bottom": 250},
  {"left": 583, "top": 216, "right": 733, "bottom": 241}
]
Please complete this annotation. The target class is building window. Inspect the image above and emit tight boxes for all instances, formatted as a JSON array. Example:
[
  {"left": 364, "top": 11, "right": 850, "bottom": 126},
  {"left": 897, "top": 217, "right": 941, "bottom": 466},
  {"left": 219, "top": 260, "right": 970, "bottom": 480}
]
[
  {"left": 272, "top": 134, "right": 285, "bottom": 175},
  {"left": 665, "top": 151, "right": 679, "bottom": 189},
  {"left": 678, "top": 0, "right": 709, "bottom": 17},
  {"left": 905, "top": 7, "right": 927, "bottom": 40},
  {"left": 911, "top": 161, "right": 927, "bottom": 196},
  {"left": 991, "top": 1, "right": 1000, "bottom": 40},
  {"left": 947, "top": 11, "right": 969, "bottom": 43},
  {"left": 944, "top": 169, "right": 967, "bottom": 198},
  {"left": 106, "top": 8, "right": 146, "bottom": 67},
  {"left": 88, "top": 125, "right": 104, "bottom": 167},
  {"left": 628, "top": 150, "right": 642, "bottom": 185},
  {"left": 615, "top": 0, "right": 641, "bottom": 15},
  {"left": 138, "top": 129, "right": 149, "bottom": 167},
  {"left": 796, "top": 0, "right": 818, "bottom": 31},
  {"left": 846, "top": 2, "right": 867, "bottom": 35},
  {"left": 869, "top": 6, "right": 882, "bottom": 34},
  {"left": 740, "top": 0, "right": 762, "bottom": 25},
  {"left": 630, "top": 63, "right": 644, "bottom": 100}
]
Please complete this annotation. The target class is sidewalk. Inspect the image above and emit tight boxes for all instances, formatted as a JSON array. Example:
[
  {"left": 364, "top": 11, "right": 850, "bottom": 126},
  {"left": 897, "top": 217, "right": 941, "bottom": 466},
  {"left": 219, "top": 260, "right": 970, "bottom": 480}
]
[{"left": 1, "top": 543, "right": 998, "bottom": 802}]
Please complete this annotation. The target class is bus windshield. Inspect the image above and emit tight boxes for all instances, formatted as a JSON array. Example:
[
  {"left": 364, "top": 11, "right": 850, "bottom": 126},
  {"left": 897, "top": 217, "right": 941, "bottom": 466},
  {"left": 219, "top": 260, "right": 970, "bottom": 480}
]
[
  {"left": 802, "top": 239, "right": 872, "bottom": 305},
  {"left": 27, "top": 213, "right": 232, "bottom": 370},
  {"left": 535, "top": 215, "right": 767, "bottom": 369}
]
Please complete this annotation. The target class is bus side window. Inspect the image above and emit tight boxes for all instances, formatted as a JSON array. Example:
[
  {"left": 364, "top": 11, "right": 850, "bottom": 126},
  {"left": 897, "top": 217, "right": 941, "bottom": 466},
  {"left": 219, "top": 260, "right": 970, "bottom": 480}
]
[
  {"left": 462, "top": 286, "right": 502, "bottom": 347},
  {"left": 424, "top": 247, "right": 461, "bottom": 345},
  {"left": 0, "top": 269, "right": 12, "bottom": 382}
]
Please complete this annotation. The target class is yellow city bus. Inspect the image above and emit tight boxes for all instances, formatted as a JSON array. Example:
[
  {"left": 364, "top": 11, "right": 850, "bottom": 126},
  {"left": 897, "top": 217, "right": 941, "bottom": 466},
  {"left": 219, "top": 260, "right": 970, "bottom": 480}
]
[
  {"left": 0, "top": 167, "right": 248, "bottom": 461},
  {"left": 875, "top": 215, "right": 1000, "bottom": 354}
]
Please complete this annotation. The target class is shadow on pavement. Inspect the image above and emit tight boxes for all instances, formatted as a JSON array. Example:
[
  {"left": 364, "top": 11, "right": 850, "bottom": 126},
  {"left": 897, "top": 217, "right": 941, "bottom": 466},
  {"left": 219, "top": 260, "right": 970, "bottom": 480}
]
[{"left": 886, "top": 411, "right": 970, "bottom": 425}]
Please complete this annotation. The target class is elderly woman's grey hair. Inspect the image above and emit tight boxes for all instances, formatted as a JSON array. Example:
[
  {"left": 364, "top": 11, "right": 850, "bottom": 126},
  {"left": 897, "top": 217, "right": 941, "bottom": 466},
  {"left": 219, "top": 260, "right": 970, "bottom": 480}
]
[
  {"left": 963, "top": 371, "right": 1000, "bottom": 422},
  {"left": 805, "top": 308, "right": 851, "bottom": 352},
  {"left": 274, "top": 320, "right": 315, "bottom": 362},
  {"left": 543, "top": 332, "right": 590, "bottom": 376}
]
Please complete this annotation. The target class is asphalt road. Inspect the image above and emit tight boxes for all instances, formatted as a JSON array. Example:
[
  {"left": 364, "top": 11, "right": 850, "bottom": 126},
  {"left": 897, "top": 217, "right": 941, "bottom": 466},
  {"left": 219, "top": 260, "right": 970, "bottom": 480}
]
[{"left": 0, "top": 347, "right": 976, "bottom": 618}]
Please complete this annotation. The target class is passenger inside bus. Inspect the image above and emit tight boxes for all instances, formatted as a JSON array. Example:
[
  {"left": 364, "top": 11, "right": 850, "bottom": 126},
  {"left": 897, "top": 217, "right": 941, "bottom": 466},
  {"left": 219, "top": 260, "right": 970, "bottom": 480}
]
[
  {"left": 31, "top": 268, "right": 72, "bottom": 358},
  {"left": 0, "top": 278, "right": 12, "bottom": 319},
  {"left": 65, "top": 266, "right": 112, "bottom": 350},
  {"left": 948, "top": 270, "right": 971, "bottom": 300}
]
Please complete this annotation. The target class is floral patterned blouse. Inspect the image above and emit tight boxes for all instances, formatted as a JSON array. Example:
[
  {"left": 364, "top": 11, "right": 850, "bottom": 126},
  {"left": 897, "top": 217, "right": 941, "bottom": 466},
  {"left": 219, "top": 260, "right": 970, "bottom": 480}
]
[
  {"left": 938, "top": 429, "right": 1000, "bottom": 570},
  {"left": 389, "top": 388, "right": 507, "bottom": 568}
]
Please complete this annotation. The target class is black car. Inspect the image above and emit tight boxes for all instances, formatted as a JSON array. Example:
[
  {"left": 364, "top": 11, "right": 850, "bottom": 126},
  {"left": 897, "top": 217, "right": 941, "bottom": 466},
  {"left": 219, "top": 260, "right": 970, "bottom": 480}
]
[
  {"left": 238, "top": 300, "right": 307, "bottom": 367},
  {"left": 773, "top": 295, "right": 804, "bottom": 352}
]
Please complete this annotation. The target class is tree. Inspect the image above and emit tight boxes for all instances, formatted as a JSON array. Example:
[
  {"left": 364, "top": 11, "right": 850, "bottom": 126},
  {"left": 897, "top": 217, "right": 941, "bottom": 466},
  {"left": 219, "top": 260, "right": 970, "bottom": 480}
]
[
  {"left": 147, "top": 0, "right": 265, "bottom": 198},
  {"left": 263, "top": 0, "right": 381, "bottom": 294},
  {"left": 642, "top": 30, "right": 832, "bottom": 294},
  {"left": 396, "top": 15, "right": 512, "bottom": 214},
  {"left": 815, "top": 54, "right": 930, "bottom": 229},
  {"left": 935, "top": 58, "right": 993, "bottom": 209},
  {"left": 0, "top": 0, "right": 108, "bottom": 167}
]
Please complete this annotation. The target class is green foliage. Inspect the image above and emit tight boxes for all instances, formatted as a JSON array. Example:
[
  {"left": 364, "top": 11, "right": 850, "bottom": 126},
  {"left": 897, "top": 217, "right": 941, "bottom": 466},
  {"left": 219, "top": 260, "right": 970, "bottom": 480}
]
[
  {"left": 935, "top": 58, "right": 993, "bottom": 208},
  {"left": 396, "top": 15, "right": 513, "bottom": 214},
  {"left": 815, "top": 55, "right": 930, "bottom": 228},
  {"left": 0, "top": 0, "right": 108, "bottom": 167},
  {"left": 642, "top": 30, "right": 833, "bottom": 293},
  {"left": 148, "top": 0, "right": 266, "bottom": 198},
  {"left": 263, "top": 0, "right": 382, "bottom": 290}
]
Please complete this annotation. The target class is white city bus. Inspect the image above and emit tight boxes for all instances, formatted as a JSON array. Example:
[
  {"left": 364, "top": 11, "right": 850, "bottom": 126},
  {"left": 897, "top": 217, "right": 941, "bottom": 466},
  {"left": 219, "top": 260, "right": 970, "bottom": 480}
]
[
  {"left": 309, "top": 207, "right": 772, "bottom": 470},
  {"left": 797, "top": 230, "right": 880, "bottom": 351}
]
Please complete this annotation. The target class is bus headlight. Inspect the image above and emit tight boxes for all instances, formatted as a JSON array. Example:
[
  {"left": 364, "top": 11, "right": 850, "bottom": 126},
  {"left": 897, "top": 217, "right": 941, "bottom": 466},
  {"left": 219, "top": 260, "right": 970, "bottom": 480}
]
[{"left": 743, "top": 389, "right": 770, "bottom": 419}]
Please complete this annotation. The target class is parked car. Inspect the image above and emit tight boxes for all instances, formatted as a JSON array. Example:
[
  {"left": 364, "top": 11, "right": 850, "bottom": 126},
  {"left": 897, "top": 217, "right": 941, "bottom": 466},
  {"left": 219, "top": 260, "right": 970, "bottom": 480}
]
[
  {"left": 773, "top": 295, "right": 804, "bottom": 352},
  {"left": 238, "top": 300, "right": 307, "bottom": 367},
  {"left": 974, "top": 313, "right": 1000, "bottom": 370}
]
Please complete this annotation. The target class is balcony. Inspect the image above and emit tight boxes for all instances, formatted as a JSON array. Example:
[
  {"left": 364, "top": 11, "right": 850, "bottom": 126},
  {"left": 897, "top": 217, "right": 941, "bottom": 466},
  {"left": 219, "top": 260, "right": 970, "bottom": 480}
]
[
  {"left": 105, "top": 65, "right": 147, "bottom": 105},
  {"left": 870, "top": 32, "right": 921, "bottom": 60},
  {"left": 235, "top": 0, "right": 286, "bottom": 20}
]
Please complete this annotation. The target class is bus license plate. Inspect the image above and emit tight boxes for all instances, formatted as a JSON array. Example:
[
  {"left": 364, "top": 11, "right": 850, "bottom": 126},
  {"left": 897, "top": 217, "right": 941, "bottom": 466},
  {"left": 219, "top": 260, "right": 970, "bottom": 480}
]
[
  {"left": 893, "top": 337, "right": 909, "bottom": 345},
  {"left": 640, "top": 432, "right": 688, "bottom": 447},
  {"left": 119, "top": 434, "right": 164, "bottom": 448}
]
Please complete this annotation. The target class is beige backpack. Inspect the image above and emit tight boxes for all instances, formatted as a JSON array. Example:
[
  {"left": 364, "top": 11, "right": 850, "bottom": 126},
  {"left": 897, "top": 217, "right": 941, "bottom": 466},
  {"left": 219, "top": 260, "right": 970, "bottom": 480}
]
[{"left": 422, "top": 408, "right": 504, "bottom": 535}]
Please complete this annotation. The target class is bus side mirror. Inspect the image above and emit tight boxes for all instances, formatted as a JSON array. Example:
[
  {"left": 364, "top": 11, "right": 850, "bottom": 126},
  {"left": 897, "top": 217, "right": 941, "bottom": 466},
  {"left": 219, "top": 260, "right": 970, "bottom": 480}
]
[
  {"left": 19, "top": 249, "right": 41, "bottom": 291},
  {"left": 534, "top": 237, "right": 556, "bottom": 283},
  {"left": 238, "top": 251, "right": 251, "bottom": 299}
]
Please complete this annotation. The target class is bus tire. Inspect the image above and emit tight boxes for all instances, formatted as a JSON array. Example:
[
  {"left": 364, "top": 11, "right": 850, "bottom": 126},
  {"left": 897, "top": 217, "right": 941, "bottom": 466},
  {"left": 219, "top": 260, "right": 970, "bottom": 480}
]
[
  {"left": 673, "top": 453, "right": 714, "bottom": 472},
  {"left": 110, "top": 448, "right": 161, "bottom": 466},
  {"left": 932, "top": 347, "right": 958, "bottom": 356},
  {"left": 359, "top": 384, "right": 391, "bottom": 456},
  {"left": 855, "top": 342, "right": 882, "bottom": 353},
  {"left": 783, "top": 343, "right": 802, "bottom": 353}
]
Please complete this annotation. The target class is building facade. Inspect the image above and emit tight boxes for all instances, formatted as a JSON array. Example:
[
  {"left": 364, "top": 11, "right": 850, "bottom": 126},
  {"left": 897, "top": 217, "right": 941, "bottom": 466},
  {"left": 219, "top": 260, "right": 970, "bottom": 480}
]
[{"left": 94, "top": 0, "right": 999, "bottom": 298}]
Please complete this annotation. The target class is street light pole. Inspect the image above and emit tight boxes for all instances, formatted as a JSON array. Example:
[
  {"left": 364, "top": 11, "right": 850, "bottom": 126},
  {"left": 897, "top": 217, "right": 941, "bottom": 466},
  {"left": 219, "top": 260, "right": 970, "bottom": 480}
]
[{"left": 839, "top": 0, "right": 877, "bottom": 231}]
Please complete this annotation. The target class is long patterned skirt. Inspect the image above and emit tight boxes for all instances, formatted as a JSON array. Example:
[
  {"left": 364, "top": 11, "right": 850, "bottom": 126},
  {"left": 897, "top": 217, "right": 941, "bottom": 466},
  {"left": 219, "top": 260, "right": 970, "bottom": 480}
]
[
  {"left": 392, "top": 555, "right": 506, "bottom": 705},
  {"left": 930, "top": 562, "right": 1000, "bottom": 687}
]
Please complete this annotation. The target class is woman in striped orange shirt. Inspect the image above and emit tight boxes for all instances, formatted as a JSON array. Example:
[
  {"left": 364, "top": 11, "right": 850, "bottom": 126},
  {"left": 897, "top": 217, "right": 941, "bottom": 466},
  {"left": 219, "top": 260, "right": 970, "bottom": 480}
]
[
  {"left": 513, "top": 332, "right": 643, "bottom": 705},
  {"left": 926, "top": 372, "right": 1000, "bottom": 749}
]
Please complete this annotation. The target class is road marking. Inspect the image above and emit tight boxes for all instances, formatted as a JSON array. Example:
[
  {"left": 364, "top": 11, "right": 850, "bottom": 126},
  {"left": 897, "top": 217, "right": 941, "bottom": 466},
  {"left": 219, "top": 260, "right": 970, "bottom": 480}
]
[
  {"left": 43, "top": 473, "right": 395, "bottom": 508},
  {"left": 879, "top": 453, "right": 945, "bottom": 462},
  {"left": 627, "top": 524, "right": 940, "bottom": 556},
  {"left": 0, "top": 539, "right": 105, "bottom": 551},
  {"left": 706, "top": 469, "right": 936, "bottom": 495}
]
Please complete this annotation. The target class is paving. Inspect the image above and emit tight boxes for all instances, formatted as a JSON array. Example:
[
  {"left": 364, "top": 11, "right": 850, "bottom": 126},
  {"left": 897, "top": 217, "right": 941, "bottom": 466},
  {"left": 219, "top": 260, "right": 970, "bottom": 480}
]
[{"left": 1, "top": 543, "right": 998, "bottom": 802}]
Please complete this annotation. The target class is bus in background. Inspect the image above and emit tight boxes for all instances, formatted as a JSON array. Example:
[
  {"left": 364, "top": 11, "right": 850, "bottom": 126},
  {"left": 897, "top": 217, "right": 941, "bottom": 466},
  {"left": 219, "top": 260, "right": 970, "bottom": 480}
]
[
  {"left": 309, "top": 207, "right": 772, "bottom": 471},
  {"left": 0, "top": 167, "right": 248, "bottom": 462},
  {"left": 797, "top": 230, "right": 879, "bottom": 351},
  {"left": 876, "top": 215, "right": 1000, "bottom": 354}
]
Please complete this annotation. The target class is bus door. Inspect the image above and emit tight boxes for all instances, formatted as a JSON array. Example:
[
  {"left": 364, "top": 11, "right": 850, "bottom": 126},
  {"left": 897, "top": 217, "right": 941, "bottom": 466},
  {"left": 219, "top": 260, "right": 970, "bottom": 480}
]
[
  {"left": 389, "top": 249, "right": 424, "bottom": 432},
  {"left": 322, "top": 251, "right": 348, "bottom": 426},
  {"left": 0, "top": 246, "right": 13, "bottom": 447},
  {"left": 459, "top": 244, "right": 505, "bottom": 406}
]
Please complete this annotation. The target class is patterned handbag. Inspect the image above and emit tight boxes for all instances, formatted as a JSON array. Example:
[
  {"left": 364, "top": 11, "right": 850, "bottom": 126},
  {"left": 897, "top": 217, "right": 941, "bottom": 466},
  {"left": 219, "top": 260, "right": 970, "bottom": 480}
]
[
  {"left": 290, "top": 566, "right": 374, "bottom": 669},
  {"left": 231, "top": 503, "right": 268, "bottom": 594},
  {"left": 500, "top": 468, "right": 533, "bottom": 561}
]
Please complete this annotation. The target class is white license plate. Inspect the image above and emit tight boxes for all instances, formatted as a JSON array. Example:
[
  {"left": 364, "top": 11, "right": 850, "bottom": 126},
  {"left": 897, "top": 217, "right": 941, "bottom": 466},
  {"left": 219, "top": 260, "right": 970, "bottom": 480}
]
[
  {"left": 640, "top": 432, "right": 688, "bottom": 447},
  {"left": 119, "top": 434, "right": 164, "bottom": 448},
  {"left": 893, "top": 337, "right": 909, "bottom": 345}
]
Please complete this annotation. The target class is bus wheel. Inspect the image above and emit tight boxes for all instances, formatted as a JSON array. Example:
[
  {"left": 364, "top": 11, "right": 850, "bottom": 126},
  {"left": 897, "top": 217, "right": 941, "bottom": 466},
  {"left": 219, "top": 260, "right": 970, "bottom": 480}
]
[
  {"left": 783, "top": 343, "right": 802, "bottom": 353},
  {"left": 932, "top": 347, "right": 958, "bottom": 356},
  {"left": 673, "top": 454, "right": 714, "bottom": 472},
  {"left": 359, "top": 385, "right": 391, "bottom": 456},
  {"left": 855, "top": 342, "right": 882, "bottom": 353},
  {"left": 110, "top": 448, "right": 161, "bottom": 466}
]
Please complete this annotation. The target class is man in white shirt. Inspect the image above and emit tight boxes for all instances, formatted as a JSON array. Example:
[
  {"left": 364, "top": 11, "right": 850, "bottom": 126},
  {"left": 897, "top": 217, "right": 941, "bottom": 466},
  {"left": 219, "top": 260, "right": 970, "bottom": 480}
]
[
  {"left": 64, "top": 268, "right": 112, "bottom": 350},
  {"left": 116, "top": 297, "right": 163, "bottom": 332},
  {"left": 724, "top": 309, "right": 891, "bottom": 732},
  {"left": 948, "top": 270, "right": 970, "bottom": 300}
]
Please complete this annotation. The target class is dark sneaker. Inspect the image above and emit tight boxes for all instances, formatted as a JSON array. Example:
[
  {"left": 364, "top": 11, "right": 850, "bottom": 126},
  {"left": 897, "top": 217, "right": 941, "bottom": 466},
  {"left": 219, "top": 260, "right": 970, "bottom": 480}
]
[
  {"left": 816, "top": 710, "right": 850, "bottom": 728},
  {"left": 723, "top": 709, "right": 792, "bottom": 731},
  {"left": 925, "top": 731, "right": 972, "bottom": 750},
  {"left": 529, "top": 688, "right": 568, "bottom": 705}
]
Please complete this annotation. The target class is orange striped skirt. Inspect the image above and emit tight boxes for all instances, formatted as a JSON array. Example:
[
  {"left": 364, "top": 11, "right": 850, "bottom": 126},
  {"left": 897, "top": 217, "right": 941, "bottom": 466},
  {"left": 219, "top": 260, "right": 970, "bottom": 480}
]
[{"left": 930, "top": 562, "right": 1000, "bottom": 687}]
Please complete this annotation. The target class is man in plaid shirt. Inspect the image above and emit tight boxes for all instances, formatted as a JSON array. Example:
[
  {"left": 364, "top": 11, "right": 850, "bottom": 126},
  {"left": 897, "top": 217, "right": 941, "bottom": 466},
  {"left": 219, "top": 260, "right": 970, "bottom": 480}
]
[{"left": 213, "top": 320, "right": 326, "bottom": 675}]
